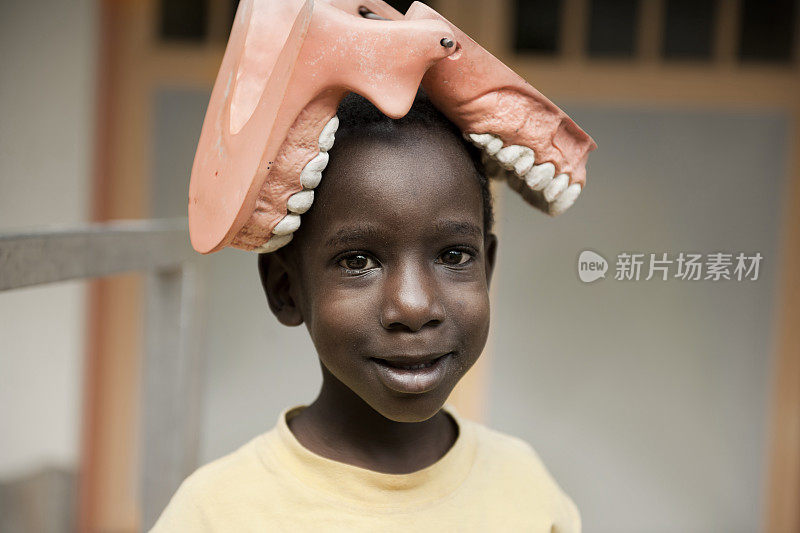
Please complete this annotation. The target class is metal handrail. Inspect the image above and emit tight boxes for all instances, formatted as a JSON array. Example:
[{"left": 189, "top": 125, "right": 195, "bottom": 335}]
[{"left": 0, "top": 218, "right": 195, "bottom": 291}]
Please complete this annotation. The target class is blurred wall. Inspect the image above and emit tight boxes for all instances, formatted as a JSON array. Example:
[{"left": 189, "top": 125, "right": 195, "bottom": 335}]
[
  {"left": 151, "top": 89, "right": 321, "bottom": 463},
  {"left": 489, "top": 107, "right": 785, "bottom": 533},
  {"left": 0, "top": 0, "right": 97, "bottom": 477},
  {"left": 151, "top": 88, "right": 786, "bottom": 532}
]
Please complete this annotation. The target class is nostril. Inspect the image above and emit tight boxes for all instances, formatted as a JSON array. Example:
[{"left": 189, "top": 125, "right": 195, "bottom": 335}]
[
  {"left": 384, "top": 318, "right": 442, "bottom": 332},
  {"left": 381, "top": 307, "right": 445, "bottom": 332}
]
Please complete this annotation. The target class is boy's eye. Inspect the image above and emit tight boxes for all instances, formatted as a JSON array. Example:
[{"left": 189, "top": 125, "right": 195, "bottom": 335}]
[
  {"left": 338, "top": 254, "right": 378, "bottom": 271},
  {"left": 437, "top": 249, "right": 472, "bottom": 266}
]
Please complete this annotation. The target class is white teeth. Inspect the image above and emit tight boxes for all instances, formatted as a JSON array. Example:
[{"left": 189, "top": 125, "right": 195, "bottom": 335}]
[
  {"left": 525, "top": 162, "right": 556, "bottom": 190},
  {"left": 469, "top": 133, "right": 504, "bottom": 156},
  {"left": 254, "top": 233, "right": 293, "bottom": 253},
  {"left": 513, "top": 151, "right": 535, "bottom": 176},
  {"left": 544, "top": 173, "right": 569, "bottom": 202},
  {"left": 305, "top": 151, "right": 329, "bottom": 172},
  {"left": 255, "top": 115, "right": 341, "bottom": 255},
  {"left": 300, "top": 170, "right": 322, "bottom": 189},
  {"left": 466, "top": 131, "right": 583, "bottom": 215},
  {"left": 287, "top": 190, "right": 314, "bottom": 214},
  {"left": 318, "top": 116, "right": 339, "bottom": 152},
  {"left": 272, "top": 213, "right": 301, "bottom": 235},
  {"left": 485, "top": 137, "right": 503, "bottom": 155},
  {"left": 300, "top": 152, "right": 328, "bottom": 189},
  {"left": 468, "top": 133, "right": 495, "bottom": 146},
  {"left": 549, "top": 183, "right": 582, "bottom": 215},
  {"left": 495, "top": 145, "right": 528, "bottom": 169}
]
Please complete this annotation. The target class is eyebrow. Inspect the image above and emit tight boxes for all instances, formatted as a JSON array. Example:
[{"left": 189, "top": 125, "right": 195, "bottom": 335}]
[
  {"left": 324, "top": 225, "right": 381, "bottom": 248},
  {"left": 323, "top": 220, "right": 483, "bottom": 248},
  {"left": 434, "top": 220, "right": 483, "bottom": 239}
]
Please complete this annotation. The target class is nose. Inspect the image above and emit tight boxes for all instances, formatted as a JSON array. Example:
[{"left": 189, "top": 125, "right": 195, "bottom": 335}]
[{"left": 380, "top": 261, "right": 445, "bottom": 332}]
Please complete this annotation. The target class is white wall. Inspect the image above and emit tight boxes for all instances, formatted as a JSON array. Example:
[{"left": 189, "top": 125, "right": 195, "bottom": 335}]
[
  {"left": 488, "top": 107, "right": 785, "bottom": 533},
  {"left": 0, "top": 0, "right": 96, "bottom": 477}
]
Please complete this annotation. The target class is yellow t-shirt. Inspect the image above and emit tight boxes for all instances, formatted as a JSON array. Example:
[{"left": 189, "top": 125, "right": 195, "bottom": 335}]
[{"left": 151, "top": 404, "right": 580, "bottom": 532}]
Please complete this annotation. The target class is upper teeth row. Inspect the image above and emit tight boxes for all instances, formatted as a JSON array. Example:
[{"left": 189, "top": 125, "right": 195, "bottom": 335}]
[
  {"left": 254, "top": 115, "right": 339, "bottom": 253},
  {"left": 466, "top": 133, "right": 582, "bottom": 216}
]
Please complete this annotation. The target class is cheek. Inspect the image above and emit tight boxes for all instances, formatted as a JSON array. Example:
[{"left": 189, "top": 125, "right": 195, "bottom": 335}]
[
  {"left": 445, "top": 281, "right": 491, "bottom": 349},
  {"left": 307, "top": 285, "right": 376, "bottom": 360}
]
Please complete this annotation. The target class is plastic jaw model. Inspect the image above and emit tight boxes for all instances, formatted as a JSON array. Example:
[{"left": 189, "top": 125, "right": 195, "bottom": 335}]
[
  {"left": 409, "top": 3, "right": 596, "bottom": 215},
  {"left": 188, "top": 0, "right": 596, "bottom": 255},
  {"left": 329, "top": 0, "right": 597, "bottom": 216},
  {"left": 188, "top": 0, "right": 457, "bottom": 254}
]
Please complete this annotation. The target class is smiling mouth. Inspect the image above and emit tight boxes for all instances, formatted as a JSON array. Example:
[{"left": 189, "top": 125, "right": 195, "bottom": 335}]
[{"left": 370, "top": 353, "right": 454, "bottom": 394}]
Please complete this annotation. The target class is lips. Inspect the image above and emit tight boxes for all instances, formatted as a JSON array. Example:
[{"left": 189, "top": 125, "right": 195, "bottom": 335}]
[{"left": 370, "top": 353, "right": 453, "bottom": 394}]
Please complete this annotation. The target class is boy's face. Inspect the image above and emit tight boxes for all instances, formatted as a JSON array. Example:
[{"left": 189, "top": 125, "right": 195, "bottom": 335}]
[{"left": 260, "top": 126, "right": 497, "bottom": 423}]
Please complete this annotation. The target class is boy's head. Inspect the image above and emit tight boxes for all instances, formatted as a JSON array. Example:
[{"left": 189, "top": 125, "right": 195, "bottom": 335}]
[{"left": 258, "top": 91, "right": 498, "bottom": 423}]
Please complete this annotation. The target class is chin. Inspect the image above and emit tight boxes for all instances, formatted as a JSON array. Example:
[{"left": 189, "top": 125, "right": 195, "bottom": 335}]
[{"left": 368, "top": 392, "right": 451, "bottom": 423}]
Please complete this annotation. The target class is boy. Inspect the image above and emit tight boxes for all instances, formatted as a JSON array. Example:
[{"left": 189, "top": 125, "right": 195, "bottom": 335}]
[
  {"left": 155, "top": 1, "right": 596, "bottom": 529},
  {"left": 153, "top": 91, "right": 581, "bottom": 531}
]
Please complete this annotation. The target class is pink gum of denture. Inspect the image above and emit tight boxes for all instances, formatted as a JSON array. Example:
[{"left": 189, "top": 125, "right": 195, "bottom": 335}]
[
  {"left": 404, "top": 2, "right": 596, "bottom": 199},
  {"left": 188, "top": 0, "right": 457, "bottom": 254}
]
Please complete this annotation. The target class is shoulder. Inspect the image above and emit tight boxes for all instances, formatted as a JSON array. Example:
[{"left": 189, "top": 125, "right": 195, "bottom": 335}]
[
  {"left": 466, "top": 420, "right": 582, "bottom": 532},
  {"left": 182, "top": 434, "right": 266, "bottom": 494},
  {"left": 472, "top": 421, "right": 556, "bottom": 476},
  {"left": 150, "top": 435, "right": 266, "bottom": 531}
]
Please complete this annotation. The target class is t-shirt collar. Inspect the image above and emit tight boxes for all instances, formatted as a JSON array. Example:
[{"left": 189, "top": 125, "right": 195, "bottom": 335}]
[{"left": 259, "top": 403, "right": 478, "bottom": 508}]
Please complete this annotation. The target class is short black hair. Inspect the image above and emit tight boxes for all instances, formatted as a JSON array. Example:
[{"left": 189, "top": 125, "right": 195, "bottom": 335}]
[{"left": 333, "top": 90, "right": 494, "bottom": 235}]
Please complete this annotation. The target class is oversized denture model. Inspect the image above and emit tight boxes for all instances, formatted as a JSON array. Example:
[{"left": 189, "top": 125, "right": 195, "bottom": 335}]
[{"left": 188, "top": 0, "right": 596, "bottom": 254}]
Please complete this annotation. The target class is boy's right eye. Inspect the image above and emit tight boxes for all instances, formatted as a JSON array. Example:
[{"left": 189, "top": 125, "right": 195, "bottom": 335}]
[{"left": 338, "top": 253, "right": 378, "bottom": 272}]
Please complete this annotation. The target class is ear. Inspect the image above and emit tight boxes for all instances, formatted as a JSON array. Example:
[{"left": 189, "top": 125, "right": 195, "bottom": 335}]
[
  {"left": 257, "top": 251, "right": 304, "bottom": 327},
  {"left": 484, "top": 232, "right": 498, "bottom": 289}
]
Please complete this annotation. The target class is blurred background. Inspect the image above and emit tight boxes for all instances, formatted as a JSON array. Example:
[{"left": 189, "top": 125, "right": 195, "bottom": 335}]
[{"left": 1, "top": 0, "right": 799, "bottom": 531}]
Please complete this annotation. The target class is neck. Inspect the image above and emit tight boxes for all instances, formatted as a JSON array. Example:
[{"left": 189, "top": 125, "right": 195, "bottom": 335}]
[{"left": 287, "top": 364, "right": 458, "bottom": 474}]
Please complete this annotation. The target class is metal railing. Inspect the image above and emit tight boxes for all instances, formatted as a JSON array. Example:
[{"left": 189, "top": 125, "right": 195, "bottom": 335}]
[{"left": 0, "top": 218, "right": 205, "bottom": 530}]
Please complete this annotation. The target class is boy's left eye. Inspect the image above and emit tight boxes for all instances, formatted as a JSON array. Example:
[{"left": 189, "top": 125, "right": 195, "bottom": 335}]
[{"left": 437, "top": 249, "right": 473, "bottom": 266}]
